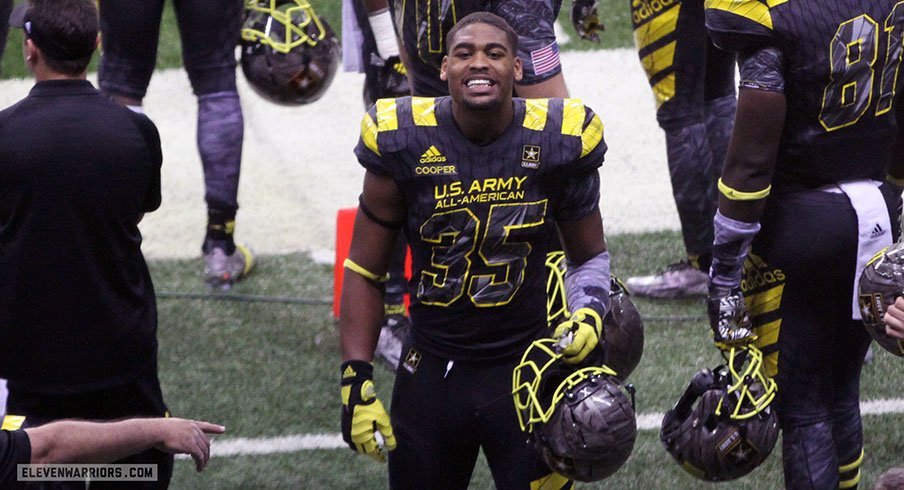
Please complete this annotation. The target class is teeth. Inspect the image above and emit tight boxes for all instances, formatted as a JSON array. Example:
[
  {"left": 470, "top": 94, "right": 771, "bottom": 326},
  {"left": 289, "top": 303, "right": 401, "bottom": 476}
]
[{"left": 467, "top": 79, "right": 491, "bottom": 88}]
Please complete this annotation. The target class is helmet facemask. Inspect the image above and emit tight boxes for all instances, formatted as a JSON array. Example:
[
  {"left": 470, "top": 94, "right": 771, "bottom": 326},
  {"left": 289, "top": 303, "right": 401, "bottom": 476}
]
[{"left": 513, "top": 339, "right": 637, "bottom": 482}]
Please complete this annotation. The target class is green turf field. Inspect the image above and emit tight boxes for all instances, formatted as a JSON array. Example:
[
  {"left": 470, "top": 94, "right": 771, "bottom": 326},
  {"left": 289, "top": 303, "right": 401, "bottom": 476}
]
[{"left": 148, "top": 230, "right": 904, "bottom": 489}]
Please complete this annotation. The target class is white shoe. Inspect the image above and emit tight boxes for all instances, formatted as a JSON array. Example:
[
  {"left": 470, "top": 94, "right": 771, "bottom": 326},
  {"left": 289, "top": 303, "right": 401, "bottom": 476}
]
[{"left": 625, "top": 260, "right": 709, "bottom": 299}]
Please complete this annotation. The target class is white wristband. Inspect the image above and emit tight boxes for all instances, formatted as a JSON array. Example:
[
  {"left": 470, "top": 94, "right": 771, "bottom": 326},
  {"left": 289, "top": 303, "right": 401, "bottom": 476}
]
[{"left": 367, "top": 8, "right": 399, "bottom": 59}]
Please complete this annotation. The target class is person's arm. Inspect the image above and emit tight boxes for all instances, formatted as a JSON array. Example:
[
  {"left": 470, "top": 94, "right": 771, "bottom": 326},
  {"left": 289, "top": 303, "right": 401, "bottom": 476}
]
[
  {"left": 515, "top": 73, "right": 568, "bottom": 98},
  {"left": 24, "top": 418, "right": 225, "bottom": 472},
  {"left": 887, "top": 80, "right": 904, "bottom": 188},
  {"left": 338, "top": 169, "right": 403, "bottom": 463},
  {"left": 359, "top": 0, "right": 398, "bottom": 60},
  {"left": 340, "top": 170, "right": 404, "bottom": 362},
  {"left": 707, "top": 46, "right": 786, "bottom": 348}
]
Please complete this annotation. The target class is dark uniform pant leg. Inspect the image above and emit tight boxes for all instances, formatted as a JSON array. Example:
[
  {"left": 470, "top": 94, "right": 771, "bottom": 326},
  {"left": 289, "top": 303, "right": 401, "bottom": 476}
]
[
  {"left": 747, "top": 189, "right": 877, "bottom": 489},
  {"left": 389, "top": 344, "right": 568, "bottom": 490},
  {"left": 97, "top": 0, "right": 165, "bottom": 100},
  {"left": 389, "top": 346, "right": 481, "bottom": 490},
  {"left": 634, "top": 0, "right": 735, "bottom": 268},
  {"left": 7, "top": 373, "right": 173, "bottom": 489},
  {"left": 174, "top": 0, "right": 245, "bottom": 217}
]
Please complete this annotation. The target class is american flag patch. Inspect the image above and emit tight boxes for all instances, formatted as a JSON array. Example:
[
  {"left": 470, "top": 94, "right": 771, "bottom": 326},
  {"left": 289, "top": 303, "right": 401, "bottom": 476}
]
[{"left": 530, "top": 42, "right": 560, "bottom": 76}]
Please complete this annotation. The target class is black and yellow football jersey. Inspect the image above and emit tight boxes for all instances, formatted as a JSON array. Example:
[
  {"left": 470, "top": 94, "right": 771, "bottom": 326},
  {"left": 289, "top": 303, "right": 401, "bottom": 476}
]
[
  {"left": 387, "top": 0, "right": 563, "bottom": 96},
  {"left": 705, "top": 0, "right": 903, "bottom": 187},
  {"left": 354, "top": 96, "right": 606, "bottom": 361}
]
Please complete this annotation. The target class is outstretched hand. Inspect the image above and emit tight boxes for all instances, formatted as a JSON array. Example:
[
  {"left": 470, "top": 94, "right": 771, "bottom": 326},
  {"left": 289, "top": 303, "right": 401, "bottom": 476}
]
[{"left": 154, "top": 418, "right": 225, "bottom": 472}]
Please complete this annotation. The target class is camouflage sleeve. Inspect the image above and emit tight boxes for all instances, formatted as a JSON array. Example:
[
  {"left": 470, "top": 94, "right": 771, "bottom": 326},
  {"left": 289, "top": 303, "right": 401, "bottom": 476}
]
[
  {"left": 738, "top": 46, "right": 786, "bottom": 93},
  {"left": 704, "top": 0, "right": 777, "bottom": 53},
  {"left": 495, "top": 0, "right": 562, "bottom": 85}
]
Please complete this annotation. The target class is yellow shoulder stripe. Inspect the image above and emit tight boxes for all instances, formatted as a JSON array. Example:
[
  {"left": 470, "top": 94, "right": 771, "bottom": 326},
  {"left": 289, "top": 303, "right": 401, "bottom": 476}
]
[
  {"left": 718, "top": 178, "right": 771, "bottom": 200},
  {"left": 705, "top": 0, "right": 775, "bottom": 30},
  {"left": 412, "top": 97, "right": 437, "bottom": 126},
  {"left": 360, "top": 113, "right": 379, "bottom": 156},
  {"left": 523, "top": 99, "right": 549, "bottom": 131},
  {"left": 375, "top": 98, "right": 399, "bottom": 132},
  {"left": 561, "top": 98, "right": 584, "bottom": 137},
  {"left": 581, "top": 113, "right": 604, "bottom": 158},
  {"left": 1, "top": 415, "right": 25, "bottom": 431}
]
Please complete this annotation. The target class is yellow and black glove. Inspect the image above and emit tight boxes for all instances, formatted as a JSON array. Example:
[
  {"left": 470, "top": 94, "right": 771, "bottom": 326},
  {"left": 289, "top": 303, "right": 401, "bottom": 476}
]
[
  {"left": 571, "top": 0, "right": 604, "bottom": 42},
  {"left": 553, "top": 307, "right": 603, "bottom": 364},
  {"left": 340, "top": 360, "right": 397, "bottom": 462}
]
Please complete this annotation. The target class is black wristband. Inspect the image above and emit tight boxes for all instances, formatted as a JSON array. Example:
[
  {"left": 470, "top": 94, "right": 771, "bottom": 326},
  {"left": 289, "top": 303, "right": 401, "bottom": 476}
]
[
  {"left": 340, "top": 360, "right": 374, "bottom": 386},
  {"left": 359, "top": 194, "right": 404, "bottom": 230}
]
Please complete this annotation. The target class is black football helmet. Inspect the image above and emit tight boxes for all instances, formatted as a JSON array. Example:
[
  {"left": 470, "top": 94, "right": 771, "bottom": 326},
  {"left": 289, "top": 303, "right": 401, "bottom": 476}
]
[
  {"left": 858, "top": 242, "right": 904, "bottom": 357},
  {"left": 546, "top": 252, "right": 645, "bottom": 380},
  {"left": 660, "top": 346, "right": 779, "bottom": 482},
  {"left": 240, "top": 0, "right": 340, "bottom": 105},
  {"left": 513, "top": 339, "right": 637, "bottom": 482}
]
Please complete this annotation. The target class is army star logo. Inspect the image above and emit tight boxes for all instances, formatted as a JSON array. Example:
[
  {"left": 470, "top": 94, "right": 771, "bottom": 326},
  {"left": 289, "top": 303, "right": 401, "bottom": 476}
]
[
  {"left": 522, "top": 145, "right": 541, "bottom": 169},
  {"left": 403, "top": 348, "right": 422, "bottom": 373}
]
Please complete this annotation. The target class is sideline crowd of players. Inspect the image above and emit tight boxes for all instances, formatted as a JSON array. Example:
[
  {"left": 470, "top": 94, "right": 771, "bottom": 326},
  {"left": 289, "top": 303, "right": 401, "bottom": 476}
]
[{"left": 1, "top": 0, "right": 904, "bottom": 488}]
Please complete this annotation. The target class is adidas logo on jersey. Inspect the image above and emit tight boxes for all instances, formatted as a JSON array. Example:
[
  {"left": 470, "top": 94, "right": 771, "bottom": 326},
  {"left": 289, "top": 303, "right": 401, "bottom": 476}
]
[
  {"left": 420, "top": 145, "right": 447, "bottom": 164},
  {"left": 631, "top": 0, "right": 676, "bottom": 24},
  {"left": 870, "top": 223, "right": 886, "bottom": 240}
]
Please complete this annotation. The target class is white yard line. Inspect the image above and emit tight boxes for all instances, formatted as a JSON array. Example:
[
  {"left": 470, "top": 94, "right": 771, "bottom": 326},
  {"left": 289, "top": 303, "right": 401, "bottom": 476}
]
[{"left": 192, "top": 397, "right": 904, "bottom": 457}]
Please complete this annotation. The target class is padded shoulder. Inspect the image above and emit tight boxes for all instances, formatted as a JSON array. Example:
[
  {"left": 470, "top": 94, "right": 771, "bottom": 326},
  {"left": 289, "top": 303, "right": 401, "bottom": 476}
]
[
  {"left": 705, "top": 0, "right": 779, "bottom": 52},
  {"left": 358, "top": 96, "right": 444, "bottom": 157},
  {"left": 520, "top": 97, "right": 605, "bottom": 162}
]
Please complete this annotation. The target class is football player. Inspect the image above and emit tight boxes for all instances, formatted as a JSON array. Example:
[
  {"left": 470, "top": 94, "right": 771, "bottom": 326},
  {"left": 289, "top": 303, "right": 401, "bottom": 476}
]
[
  {"left": 373, "top": 0, "right": 571, "bottom": 370},
  {"left": 342, "top": 0, "right": 410, "bottom": 109},
  {"left": 97, "top": 0, "right": 253, "bottom": 290},
  {"left": 704, "top": 0, "right": 904, "bottom": 487},
  {"left": 340, "top": 12, "right": 610, "bottom": 488},
  {"left": 621, "top": 0, "right": 738, "bottom": 298}
]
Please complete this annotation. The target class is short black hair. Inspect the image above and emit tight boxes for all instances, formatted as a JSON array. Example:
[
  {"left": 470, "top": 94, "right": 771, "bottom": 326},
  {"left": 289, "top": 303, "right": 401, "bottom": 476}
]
[
  {"left": 445, "top": 12, "right": 519, "bottom": 55},
  {"left": 23, "top": 0, "right": 98, "bottom": 76}
]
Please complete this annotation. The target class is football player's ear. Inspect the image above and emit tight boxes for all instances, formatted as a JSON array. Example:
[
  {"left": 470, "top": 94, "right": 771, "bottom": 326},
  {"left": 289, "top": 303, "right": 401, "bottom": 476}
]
[
  {"left": 513, "top": 56, "right": 523, "bottom": 83},
  {"left": 440, "top": 56, "right": 449, "bottom": 81}
]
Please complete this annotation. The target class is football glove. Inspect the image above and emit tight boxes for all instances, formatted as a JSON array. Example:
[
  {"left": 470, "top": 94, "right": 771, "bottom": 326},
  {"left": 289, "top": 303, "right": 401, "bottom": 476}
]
[
  {"left": 553, "top": 307, "right": 603, "bottom": 364},
  {"left": 363, "top": 54, "right": 410, "bottom": 108},
  {"left": 340, "top": 360, "right": 397, "bottom": 462},
  {"left": 707, "top": 287, "right": 756, "bottom": 349},
  {"left": 571, "top": 0, "right": 604, "bottom": 42}
]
